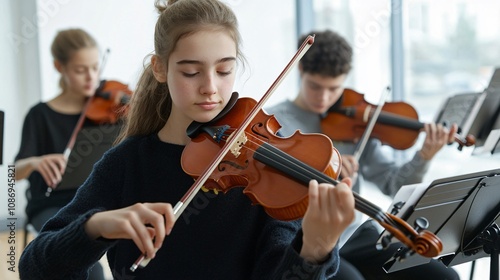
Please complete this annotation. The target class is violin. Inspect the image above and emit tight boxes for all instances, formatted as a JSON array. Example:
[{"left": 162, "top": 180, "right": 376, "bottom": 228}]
[
  {"left": 86, "top": 80, "right": 133, "bottom": 124},
  {"left": 45, "top": 79, "right": 133, "bottom": 197},
  {"left": 130, "top": 35, "right": 442, "bottom": 271},
  {"left": 63, "top": 79, "right": 132, "bottom": 159},
  {"left": 321, "top": 88, "right": 476, "bottom": 150},
  {"left": 181, "top": 96, "right": 442, "bottom": 257},
  {"left": 83, "top": 49, "right": 133, "bottom": 124}
]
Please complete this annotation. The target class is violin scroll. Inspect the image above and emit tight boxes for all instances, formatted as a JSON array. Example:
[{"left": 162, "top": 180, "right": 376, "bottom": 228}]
[
  {"left": 454, "top": 133, "right": 476, "bottom": 151},
  {"left": 379, "top": 214, "right": 442, "bottom": 259}
]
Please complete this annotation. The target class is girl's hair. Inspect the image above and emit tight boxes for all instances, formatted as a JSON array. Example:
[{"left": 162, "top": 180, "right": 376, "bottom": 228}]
[
  {"left": 116, "top": 0, "right": 244, "bottom": 143},
  {"left": 51, "top": 28, "right": 98, "bottom": 89}
]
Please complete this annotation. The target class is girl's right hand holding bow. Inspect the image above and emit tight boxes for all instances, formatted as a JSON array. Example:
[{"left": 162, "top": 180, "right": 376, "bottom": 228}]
[{"left": 84, "top": 202, "right": 176, "bottom": 259}]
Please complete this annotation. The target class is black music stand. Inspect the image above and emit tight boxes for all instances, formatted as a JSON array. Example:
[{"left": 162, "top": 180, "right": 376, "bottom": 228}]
[{"left": 377, "top": 168, "right": 500, "bottom": 280}]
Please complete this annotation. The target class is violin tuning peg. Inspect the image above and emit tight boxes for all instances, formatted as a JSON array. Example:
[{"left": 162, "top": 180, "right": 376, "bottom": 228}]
[
  {"left": 379, "top": 235, "right": 392, "bottom": 250},
  {"left": 414, "top": 217, "right": 429, "bottom": 232},
  {"left": 403, "top": 249, "right": 415, "bottom": 260},
  {"left": 390, "top": 201, "right": 405, "bottom": 215},
  {"left": 394, "top": 247, "right": 415, "bottom": 262}
]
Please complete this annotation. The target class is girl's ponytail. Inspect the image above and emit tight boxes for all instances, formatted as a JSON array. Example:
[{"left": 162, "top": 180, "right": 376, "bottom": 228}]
[{"left": 115, "top": 63, "right": 171, "bottom": 143}]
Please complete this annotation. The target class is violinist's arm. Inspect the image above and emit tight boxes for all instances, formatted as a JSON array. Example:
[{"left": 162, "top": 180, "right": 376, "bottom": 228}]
[
  {"left": 361, "top": 140, "right": 428, "bottom": 197},
  {"left": 300, "top": 178, "right": 355, "bottom": 263},
  {"left": 15, "top": 154, "right": 66, "bottom": 187},
  {"left": 14, "top": 157, "right": 37, "bottom": 180},
  {"left": 362, "top": 122, "right": 455, "bottom": 197},
  {"left": 419, "top": 123, "right": 458, "bottom": 160}
]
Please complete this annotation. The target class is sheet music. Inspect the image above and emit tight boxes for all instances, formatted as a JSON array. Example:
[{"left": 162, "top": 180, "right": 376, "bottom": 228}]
[{"left": 472, "top": 128, "right": 500, "bottom": 155}]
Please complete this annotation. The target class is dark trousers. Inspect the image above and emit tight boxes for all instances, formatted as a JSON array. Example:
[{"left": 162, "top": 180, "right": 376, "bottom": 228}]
[{"left": 330, "top": 220, "right": 460, "bottom": 280}]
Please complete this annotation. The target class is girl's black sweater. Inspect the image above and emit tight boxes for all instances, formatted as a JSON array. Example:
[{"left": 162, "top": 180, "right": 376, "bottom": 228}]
[{"left": 19, "top": 134, "right": 338, "bottom": 279}]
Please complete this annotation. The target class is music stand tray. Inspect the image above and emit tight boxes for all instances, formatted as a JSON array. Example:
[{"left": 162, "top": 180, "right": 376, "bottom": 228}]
[{"left": 378, "top": 168, "right": 500, "bottom": 276}]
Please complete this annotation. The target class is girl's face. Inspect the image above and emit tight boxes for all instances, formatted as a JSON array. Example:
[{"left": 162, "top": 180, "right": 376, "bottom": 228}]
[
  {"left": 59, "top": 47, "right": 100, "bottom": 97},
  {"left": 166, "top": 30, "right": 237, "bottom": 124}
]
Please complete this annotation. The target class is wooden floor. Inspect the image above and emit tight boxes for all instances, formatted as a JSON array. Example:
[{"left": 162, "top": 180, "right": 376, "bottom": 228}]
[
  {"left": 0, "top": 230, "right": 112, "bottom": 280},
  {"left": 1, "top": 229, "right": 493, "bottom": 279},
  {"left": 1, "top": 229, "right": 32, "bottom": 280}
]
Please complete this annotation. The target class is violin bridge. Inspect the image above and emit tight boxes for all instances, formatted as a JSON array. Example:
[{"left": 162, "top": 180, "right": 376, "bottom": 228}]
[{"left": 228, "top": 133, "right": 247, "bottom": 158}]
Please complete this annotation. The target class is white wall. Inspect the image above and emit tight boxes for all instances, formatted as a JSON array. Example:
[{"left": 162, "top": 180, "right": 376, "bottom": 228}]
[
  {"left": 37, "top": 0, "right": 158, "bottom": 101},
  {"left": 0, "top": 0, "right": 298, "bottom": 226},
  {"left": 36, "top": 0, "right": 298, "bottom": 104},
  {"left": 1, "top": 0, "right": 41, "bottom": 229}
]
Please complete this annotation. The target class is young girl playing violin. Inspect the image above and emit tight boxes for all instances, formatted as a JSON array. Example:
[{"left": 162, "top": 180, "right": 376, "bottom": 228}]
[
  {"left": 15, "top": 28, "right": 105, "bottom": 279},
  {"left": 19, "top": 1, "right": 356, "bottom": 279},
  {"left": 266, "top": 30, "right": 459, "bottom": 280}
]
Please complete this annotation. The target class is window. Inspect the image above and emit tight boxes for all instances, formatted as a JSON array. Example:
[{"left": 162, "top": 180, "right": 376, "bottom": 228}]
[
  {"left": 313, "top": 0, "right": 392, "bottom": 104},
  {"left": 312, "top": 0, "right": 500, "bottom": 123},
  {"left": 404, "top": 0, "right": 500, "bottom": 121}
]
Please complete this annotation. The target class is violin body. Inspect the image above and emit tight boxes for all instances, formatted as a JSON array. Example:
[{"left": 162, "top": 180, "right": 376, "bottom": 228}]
[
  {"left": 322, "top": 88, "right": 421, "bottom": 150},
  {"left": 181, "top": 97, "right": 341, "bottom": 221},
  {"left": 86, "top": 80, "right": 133, "bottom": 124}
]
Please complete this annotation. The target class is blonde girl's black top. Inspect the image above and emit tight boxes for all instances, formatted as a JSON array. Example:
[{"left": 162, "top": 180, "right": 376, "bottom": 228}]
[
  {"left": 15, "top": 102, "right": 82, "bottom": 220},
  {"left": 19, "top": 134, "right": 340, "bottom": 279}
]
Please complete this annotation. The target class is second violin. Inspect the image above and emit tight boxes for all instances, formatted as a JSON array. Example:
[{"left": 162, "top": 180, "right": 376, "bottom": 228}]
[{"left": 321, "top": 88, "right": 475, "bottom": 150}]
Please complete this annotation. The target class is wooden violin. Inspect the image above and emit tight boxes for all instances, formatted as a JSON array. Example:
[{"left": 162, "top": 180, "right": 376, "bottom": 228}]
[
  {"left": 181, "top": 96, "right": 442, "bottom": 259},
  {"left": 86, "top": 79, "right": 133, "bottom": 124},
  {"left": 45, "top": 79, "right": 133, "bottom": 197},
  {"left": 321, "top": 88, "right": 476, "bottom": 150},
  {"left": 62, "top": 79, "right": 133, "bottom": 161}
]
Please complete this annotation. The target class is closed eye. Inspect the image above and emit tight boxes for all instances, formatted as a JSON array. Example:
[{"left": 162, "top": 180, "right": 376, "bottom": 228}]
[
  {"left": 182, "top": 72, "right": 199, "bottom": 77},
  {"left": 218, "top": 70, "right": 232, "bottom": 76},
  {"left": 309, "top": 84, "right": 321, "bottom": 91}
]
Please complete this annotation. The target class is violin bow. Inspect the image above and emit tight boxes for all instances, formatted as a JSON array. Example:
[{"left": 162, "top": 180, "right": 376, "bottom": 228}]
[
  {"left": 45, "top": 49, "right": 111, "bottom": 197},
  {"left": 352, "top": 86, "right": 391, "bottom": 161},
  {"left": 130, "top": 35, "right": 316, "bottom": 272}
]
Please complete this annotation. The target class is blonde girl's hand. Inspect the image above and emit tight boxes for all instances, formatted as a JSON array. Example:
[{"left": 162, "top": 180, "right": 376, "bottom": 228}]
[
  {"left": 84, "top": 203, "right": 176, "bottom": 259},
  {"left": 419, "top": 123, "right": 458, "bottom": 160},
  {"left": 300, "top": 178, "right": 355, "bottom": 263},
  {"left": 33, "top": 154, "right": 67, "bottom": 188}
]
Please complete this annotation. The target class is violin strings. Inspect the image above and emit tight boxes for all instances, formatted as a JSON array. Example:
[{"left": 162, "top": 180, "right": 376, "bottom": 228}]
[{"left": 215, "top": 129, "right": 397, "bottom": 227}]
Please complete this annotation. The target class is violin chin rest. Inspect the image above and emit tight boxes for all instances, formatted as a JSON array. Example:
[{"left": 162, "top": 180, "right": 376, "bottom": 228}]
[{"left": 187, "top": 92, "right": 239, "bottom": 138}]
